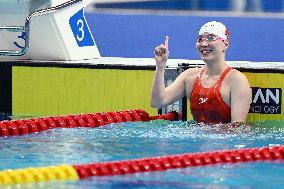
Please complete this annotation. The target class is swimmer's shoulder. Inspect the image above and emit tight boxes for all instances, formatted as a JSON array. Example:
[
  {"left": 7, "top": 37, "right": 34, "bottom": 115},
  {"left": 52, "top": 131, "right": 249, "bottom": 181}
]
[
  {"left": 226, "top": 68, "right": 250, "bottom": 86},
  {"left": 180, "top": 66, "right": 203, "bottom": 78},
  {"left": 228, "top": 68, "right": 249, "bottom": 80}
]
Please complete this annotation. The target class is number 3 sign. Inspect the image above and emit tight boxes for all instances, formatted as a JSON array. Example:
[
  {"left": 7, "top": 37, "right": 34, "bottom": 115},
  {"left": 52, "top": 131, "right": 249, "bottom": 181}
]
[{"left": 69, "top": 8, "right": 95, "bottom": 47}]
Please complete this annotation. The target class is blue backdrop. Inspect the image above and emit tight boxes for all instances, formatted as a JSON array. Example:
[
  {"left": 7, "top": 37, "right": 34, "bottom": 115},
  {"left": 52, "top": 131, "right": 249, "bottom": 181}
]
[{"left": 86, "top": 13, "right": 284, "bottom": 62}]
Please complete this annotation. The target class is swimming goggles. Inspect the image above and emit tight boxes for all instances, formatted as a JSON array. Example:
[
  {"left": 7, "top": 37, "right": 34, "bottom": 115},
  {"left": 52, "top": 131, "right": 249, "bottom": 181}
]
[{"left": 197, "top": 35, "right": 224, "bottom": 43}]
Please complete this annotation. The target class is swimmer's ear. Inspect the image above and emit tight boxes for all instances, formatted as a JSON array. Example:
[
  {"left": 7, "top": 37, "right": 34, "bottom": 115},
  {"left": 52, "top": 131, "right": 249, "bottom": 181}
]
[
  {"left": 222, "top": 39, "right": 229, "bottom": 52},
  {"left": 224, "top": 39, "right": 229, "bottom": 52},
  {"left": 224, "top": 39, "right": 229, "bottom": 47}
]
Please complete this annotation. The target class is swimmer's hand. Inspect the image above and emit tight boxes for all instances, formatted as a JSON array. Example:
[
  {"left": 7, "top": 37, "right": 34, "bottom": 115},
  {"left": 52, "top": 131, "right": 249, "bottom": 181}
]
[{"left": 154, "top": 35, "right": 169, "bottom": 70}]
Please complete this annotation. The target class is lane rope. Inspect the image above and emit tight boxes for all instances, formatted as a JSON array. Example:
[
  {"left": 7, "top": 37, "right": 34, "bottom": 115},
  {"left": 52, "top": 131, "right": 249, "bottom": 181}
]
[
  {"left": 0, "top": 146, "right": 283, "bottom": 185},
  {"left": 73, "top": 145, "right": 284, "bottom": 178},
  {"left": 0, "top": 109, "right": 178, "bottom": 137}
]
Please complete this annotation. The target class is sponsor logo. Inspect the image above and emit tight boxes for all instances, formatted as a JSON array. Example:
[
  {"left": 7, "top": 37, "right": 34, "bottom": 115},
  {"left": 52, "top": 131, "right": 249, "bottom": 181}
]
[
  {"left": 249, "top": 87, "right": 282, "bottom": 114},
  {"left": 199, "top": 97, "right": 208, "bottom": 104}
]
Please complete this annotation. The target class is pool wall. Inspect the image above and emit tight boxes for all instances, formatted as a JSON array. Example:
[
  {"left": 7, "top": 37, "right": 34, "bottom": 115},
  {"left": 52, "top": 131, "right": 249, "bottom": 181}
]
[{"left": 6, "top": 62, "right": 157, "bottom": 119}]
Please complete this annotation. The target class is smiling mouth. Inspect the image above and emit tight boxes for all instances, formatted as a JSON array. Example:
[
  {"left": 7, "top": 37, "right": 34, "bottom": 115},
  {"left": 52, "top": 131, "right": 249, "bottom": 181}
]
[{"left": 200, "top": 50, "right": 212, "bottom": 55}]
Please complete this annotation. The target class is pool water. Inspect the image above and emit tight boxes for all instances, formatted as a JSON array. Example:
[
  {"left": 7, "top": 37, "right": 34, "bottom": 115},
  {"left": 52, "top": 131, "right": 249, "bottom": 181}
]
[{"left": 0, "top": 120, "right": 284, "bottom": 188}]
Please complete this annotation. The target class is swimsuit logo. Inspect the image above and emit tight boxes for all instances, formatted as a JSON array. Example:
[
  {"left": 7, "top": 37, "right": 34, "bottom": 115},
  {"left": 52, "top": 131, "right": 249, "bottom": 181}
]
[
  {"left": 199, "top": 97, "right": 208, "bottom": 104},
  {"left": 250, "top": 87, "right": 282, "bottom": 114}
]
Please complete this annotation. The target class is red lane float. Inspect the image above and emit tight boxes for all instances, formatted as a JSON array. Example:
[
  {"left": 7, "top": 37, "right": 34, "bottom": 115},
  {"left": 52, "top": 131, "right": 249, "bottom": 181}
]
[
  {"left": 149, "top": 111, "right": 179, "bottom": 121},
  {"left": 73, "top": 145, "right": 284, "bottom": 178},
  {"left": 0, "top": 110, "right": 179, "bottom": 137}
]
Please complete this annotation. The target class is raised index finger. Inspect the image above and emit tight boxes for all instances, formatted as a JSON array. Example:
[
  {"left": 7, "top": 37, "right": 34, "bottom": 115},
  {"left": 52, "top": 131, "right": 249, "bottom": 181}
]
[{"left": 165, "top": 35, "right": 169, "bottom": 50}]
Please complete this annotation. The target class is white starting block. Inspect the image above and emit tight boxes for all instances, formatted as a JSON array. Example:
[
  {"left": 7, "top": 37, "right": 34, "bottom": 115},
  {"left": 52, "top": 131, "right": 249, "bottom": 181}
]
[{"left": 0, "top": 0, "right": 101, "bottom": 61}]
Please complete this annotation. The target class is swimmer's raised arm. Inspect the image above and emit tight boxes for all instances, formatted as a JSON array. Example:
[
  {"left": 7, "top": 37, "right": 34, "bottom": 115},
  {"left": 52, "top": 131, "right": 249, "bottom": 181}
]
[
  {"left": 154, "top": 35, "right": 169, "bottom": 69},
  {"left": 151, "top": 36, "right": 186, "bottom": 109}
]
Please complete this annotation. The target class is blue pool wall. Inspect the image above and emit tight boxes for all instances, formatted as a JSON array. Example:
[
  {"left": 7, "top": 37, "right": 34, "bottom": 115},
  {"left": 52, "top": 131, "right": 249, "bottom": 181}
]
[{"left": 86, "top": 13, "right": 284, "bottom": 62}]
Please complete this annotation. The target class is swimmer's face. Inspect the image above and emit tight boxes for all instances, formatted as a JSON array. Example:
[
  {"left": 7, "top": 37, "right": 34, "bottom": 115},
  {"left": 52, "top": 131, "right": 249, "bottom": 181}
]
[{"left": 196, "top": 33, "right": 229, "bottom": 62}]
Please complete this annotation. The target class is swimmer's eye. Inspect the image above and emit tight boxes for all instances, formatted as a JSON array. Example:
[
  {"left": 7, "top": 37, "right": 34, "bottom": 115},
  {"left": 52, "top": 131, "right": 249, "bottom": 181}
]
[
  {"left": 197, "top": 35, "right": 220, "bottom": 43},
  {"left": 207, "top": 35, "right": 216, "bottom": 42}
]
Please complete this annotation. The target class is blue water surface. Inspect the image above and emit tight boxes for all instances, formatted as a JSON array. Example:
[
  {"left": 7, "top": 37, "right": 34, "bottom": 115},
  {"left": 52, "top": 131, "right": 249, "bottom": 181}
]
[{"left": 0, "top": 120, "right": 284, "bottom": 188}]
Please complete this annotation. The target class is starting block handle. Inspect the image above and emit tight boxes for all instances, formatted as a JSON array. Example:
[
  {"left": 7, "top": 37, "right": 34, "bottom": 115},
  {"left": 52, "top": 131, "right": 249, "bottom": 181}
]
[
  {"left": 0, "top": 26, "right": 25, "bottom": 32},
  {"left": 0, "top": 0, "right": 82, "bottom": 56},
  {"left": 0, "top": 26, "right": 26, "bottom": 56}
]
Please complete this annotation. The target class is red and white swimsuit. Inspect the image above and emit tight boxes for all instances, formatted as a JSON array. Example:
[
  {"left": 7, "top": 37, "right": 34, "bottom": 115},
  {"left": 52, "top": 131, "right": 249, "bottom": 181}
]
[{"left": 190, "top": 67, "right": 232, "bottom": 124}]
